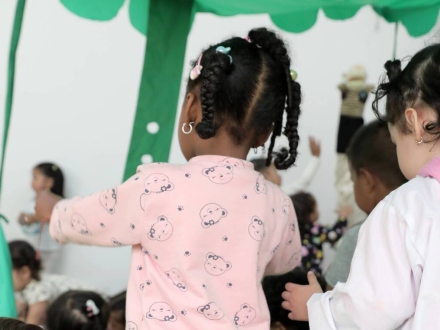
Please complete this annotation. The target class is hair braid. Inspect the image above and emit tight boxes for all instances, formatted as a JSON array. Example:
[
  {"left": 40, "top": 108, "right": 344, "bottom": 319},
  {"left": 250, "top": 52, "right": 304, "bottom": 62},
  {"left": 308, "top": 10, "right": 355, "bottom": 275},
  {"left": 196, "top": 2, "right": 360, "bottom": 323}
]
[
  {"left": 248, "top": 28, "right": 301, "bottom": 170},
  {"left": 196, "top": 52, "right": 232, "bottom": 139}
]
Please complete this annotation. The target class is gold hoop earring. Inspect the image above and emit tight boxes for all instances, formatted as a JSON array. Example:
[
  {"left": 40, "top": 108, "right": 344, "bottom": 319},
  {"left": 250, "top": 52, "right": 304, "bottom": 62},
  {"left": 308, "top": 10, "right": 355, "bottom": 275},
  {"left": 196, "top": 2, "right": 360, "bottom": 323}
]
[{"left": 182, "top": 122, "right": 194, "bottom": 135}]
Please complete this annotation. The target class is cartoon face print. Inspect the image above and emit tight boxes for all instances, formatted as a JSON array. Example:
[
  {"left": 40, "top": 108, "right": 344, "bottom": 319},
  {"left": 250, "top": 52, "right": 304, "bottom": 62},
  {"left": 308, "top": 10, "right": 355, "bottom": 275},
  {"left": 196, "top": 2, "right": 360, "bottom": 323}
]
[
  {"left": 143, "top": 173, "right": 174, "bottom": 195},
  {"left": 149, "top": 216, "right": 173, "bottom": 241},
  {"left": 126, "top": 321, "right": 138, "bottom": 330},
  {"left": 199, "top": 203, "right": 228, "bottom": 228},
  {"left": 282, "top": 199, "right": 290, "bottom": 215},
  {"left": 234, "top": 304, "right": 256, "bottom": 327},
  {"left": 271, "top": 244, "right": 279, "bottom": 255},
  {"left": 286, "top": 222, "right": 296, "bottom": 245},
  {"left": 254, "top": 174, "right": 267, "bottom": 194},
  {"left": 202, "top": 165, "right": 233, "bottom": 184},
  {"left": 197, "top": 302, "right": 224, "bottom": 320},
  {"left": 166, "top": 268, "right": 187, "bottom": 292},
  {"left": 99, "top": 187, "right": 117, "bottom": 214},
  {"left": 248, "top": 216, "right": 266, "bottom": 241},
  {"left": 222, "top": 158, "right": 244, "bottom": 168},
  {"left": 70, "top": 214, "right": 91, "bottom": 235},
  {"left": 146, "top": 302, "right": 177, "bottom": 322},
  {"left": 204, "top": 252, "right": 232, "bottom": 276}
]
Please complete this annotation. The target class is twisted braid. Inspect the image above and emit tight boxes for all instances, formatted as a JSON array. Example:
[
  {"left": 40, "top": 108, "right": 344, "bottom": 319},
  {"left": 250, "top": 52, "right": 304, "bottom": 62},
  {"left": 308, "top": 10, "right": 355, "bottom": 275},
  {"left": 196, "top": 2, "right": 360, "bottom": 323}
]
[
  {"left": 248, "top": 28, "right": 301, "bottom": 170},
  {"left": 196, "top": 52, "right": 232, "bottom": 139}
]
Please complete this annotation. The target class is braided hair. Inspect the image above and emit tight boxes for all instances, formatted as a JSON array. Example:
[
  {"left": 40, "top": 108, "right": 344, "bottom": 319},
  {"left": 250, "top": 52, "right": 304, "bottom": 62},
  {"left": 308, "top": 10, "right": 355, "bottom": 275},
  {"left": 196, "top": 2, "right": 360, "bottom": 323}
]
[
  {"left": 187, "top": 28, "right": 301, "bottom": 170},
  {"left": 373, "top": 44, "right": 440, "bottom": 140}
]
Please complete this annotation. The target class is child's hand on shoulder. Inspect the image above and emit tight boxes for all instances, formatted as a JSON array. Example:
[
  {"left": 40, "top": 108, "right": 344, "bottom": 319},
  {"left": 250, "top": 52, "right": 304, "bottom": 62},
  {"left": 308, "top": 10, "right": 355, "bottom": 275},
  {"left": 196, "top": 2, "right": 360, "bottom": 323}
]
[
  {"left": 309, "top": 136, "right": 321, "bottom": 157},
  {"left": 35, "top": 190, "right": 62, "bottom": 223},
  {"left": 281, "top": 271, "right": 323, "bottom": 321}
]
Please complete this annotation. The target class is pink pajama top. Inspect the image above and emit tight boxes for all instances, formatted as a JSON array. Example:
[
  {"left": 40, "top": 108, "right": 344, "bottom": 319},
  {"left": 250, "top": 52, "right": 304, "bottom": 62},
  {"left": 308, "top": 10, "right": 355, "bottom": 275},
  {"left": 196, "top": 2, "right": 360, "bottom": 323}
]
[{"left": 49, "top": 155, "right": 301, "bottom": 330}]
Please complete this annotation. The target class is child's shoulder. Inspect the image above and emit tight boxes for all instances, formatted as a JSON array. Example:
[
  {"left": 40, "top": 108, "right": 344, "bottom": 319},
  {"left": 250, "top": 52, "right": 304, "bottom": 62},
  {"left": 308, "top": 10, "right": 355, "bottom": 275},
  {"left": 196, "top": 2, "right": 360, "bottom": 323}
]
[{"left": 385, "top": 175, "right": 440, "bottom": 217}]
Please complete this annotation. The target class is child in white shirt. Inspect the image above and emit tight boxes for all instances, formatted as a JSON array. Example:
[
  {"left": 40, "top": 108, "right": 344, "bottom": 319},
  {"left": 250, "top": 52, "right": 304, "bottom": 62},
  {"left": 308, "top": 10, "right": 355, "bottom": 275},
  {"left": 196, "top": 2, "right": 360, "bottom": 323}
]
[{"left": 282, "top": 44, "right": 440, "bottom": 329}]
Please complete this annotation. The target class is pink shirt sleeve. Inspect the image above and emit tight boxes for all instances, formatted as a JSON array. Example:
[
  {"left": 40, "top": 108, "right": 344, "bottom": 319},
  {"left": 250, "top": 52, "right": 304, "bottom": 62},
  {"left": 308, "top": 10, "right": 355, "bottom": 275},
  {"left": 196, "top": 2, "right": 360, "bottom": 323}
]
[
  {"left": 49, "top": 167, "right": 148, "bottom": 247},
  {"left": 265, "top": 198, "right": 301, "bottom": 275}
]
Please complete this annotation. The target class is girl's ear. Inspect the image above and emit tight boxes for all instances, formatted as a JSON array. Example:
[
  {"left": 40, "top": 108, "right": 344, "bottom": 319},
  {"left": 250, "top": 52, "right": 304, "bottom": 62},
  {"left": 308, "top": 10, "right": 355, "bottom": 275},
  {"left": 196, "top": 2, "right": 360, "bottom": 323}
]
[
  {"left": 182, "top": 92, "right": 201, "bottom": 124},
  {"left": 405, "top": 108, "right": 423, "bottom": 139},
  {"left": 46, "top": 177, "right": 55, "bottom": 190}
]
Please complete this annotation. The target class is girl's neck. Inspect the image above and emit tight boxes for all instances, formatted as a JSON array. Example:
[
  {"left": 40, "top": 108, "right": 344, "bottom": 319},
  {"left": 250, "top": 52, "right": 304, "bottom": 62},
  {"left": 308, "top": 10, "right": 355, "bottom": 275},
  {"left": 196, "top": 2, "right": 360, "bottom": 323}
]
[{"left": 194, "top": 133, "right": 251, "bottom": 160}]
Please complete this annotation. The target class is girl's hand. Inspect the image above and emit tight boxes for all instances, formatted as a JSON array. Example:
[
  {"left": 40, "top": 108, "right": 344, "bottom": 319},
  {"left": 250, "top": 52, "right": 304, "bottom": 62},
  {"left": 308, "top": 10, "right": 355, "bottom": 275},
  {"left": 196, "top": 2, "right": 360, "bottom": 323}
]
[
  {"left": 281, "top": 271, "right": 323, "bottom": 321},
  {"left": 18, "top": 213, "right": 40, "bottom": 225},
  {"left": 35, "top": 190, "right": 62, "bottom": 223},
  {"left": 309, "top": 136, "right": 321, "bottom": 157}
]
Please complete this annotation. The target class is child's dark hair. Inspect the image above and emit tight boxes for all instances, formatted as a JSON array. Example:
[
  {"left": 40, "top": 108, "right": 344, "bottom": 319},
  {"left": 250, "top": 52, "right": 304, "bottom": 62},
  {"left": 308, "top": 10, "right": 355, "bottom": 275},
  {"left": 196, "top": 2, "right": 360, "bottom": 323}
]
[
  {"left": 187, "top": 28, "right": 301, "bottom": 170},
  {"left": 109, "top": 291, "right": 126, "bottom": 327},
  {"left": 373, "top": 45, "right": 440, "bottom": 140},
  {"left": 9, "top": 240, "right": 41, "bottom": 280},
  {"left": 346, "top": 120, "right": 407, "bottom": 188},
  {"left": 290, "top": 192, "right": 316, "bottom": 239},
  {"left": 262, "top": 268, "right": 326, "bottom": 330},
  {"left": 46, "top": 290, "right": 109, "bottom": 330},
  {"left": 35, "top": 163, "right": 64, "bottom": 197},
  {"left": 0, "top": 318, "right": 42, "bottom": 330},
  {"left": 250, "top": 158, "right": 269, "bottom": 173}
]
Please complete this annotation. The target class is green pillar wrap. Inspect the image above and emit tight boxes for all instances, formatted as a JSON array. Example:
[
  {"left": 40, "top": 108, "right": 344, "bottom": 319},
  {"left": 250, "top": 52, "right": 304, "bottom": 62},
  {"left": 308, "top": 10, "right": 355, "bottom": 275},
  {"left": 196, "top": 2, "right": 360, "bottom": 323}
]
[
  {"left": 0, "top": 0, "right": 27, "bottom": 224},
  {"left": 0, "top": 223, "right": 17, "bottom": 317},
  {"left": 123, "top": 0, "right": 194, "bottom": 180}
]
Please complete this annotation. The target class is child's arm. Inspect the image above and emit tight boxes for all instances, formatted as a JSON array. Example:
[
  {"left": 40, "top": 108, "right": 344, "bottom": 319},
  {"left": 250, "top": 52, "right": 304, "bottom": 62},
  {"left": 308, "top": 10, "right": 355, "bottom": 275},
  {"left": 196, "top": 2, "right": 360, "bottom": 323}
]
[
  {"left": 283, "top": 137, "right": 320, "bottom": 195},
  {"left": 265, "top": 199, "right": 302, "bottom": 275},
  {"left": 282, "top": 201, "right": 415, "bottom": 329},
  {"left": 25, "top": 301, "right": 48, "bottom": 326},
  {"left": 38, "top": 168, "right": 149, "bottom": 247}
]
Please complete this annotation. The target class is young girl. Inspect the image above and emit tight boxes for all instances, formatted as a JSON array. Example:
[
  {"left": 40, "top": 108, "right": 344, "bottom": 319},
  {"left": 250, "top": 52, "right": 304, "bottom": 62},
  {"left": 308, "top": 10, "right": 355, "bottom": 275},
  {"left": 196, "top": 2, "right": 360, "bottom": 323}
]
[
  {"left": 290, "top": 192, "right": 347, "bottom": 274},
  {"left": 18, "top": 163, "right": 64, "bottom": 273},
  {"left": 46, "top": 290, "right": 109, "bottom": 330},
  {"left": 9, "top": 240, "right": 91, "bottom": 326},
  {"left": 282, "top": 45, "right": 440, "bottom": 329},
  {"left": 35, "top": 28, "right": 302, "bottom": 329}
]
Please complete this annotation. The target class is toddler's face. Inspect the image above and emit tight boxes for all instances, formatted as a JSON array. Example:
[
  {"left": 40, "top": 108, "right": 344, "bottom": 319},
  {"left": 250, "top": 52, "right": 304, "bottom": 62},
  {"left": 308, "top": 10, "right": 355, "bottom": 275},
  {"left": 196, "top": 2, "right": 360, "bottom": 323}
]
[
  {"left": 12, "top": 267, "right": 31, "bottom": 292},
  {"left": 31, "top": 169, "right": 53, "bottom": 193}
]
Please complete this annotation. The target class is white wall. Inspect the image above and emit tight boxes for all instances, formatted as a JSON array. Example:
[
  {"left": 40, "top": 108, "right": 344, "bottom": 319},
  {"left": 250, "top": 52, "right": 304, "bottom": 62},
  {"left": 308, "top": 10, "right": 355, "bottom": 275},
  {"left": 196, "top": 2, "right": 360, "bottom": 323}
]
[{"left": 0, "top": 0, "right": 438, "bottom": 294}]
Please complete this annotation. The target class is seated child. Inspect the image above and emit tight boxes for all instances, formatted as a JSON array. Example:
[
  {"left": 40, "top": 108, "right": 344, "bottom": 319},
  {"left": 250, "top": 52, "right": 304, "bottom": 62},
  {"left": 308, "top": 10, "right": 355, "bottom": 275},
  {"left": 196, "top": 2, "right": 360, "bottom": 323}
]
[
  {"left": 251, "top": 136, "right": 321, "bottom": 193},
  {"left": 325, "top": 120, "right": 407, "bottom": 288},
  {"left": 291, "top": 193, "right": 348, "bottom": 274},
  {"left": 107, "top": 291, "right": 126, "bottom": 330},
  {"left": 9, "top": 240, "right": 91, "bottom": 326},
  {"left": 0, "top": 318, "right": 42, "bottom": 330},
  {"left": 263, "top": 268, "right": 326, "bottom": 330},
  {"left": 18, "top": 163, "right": 64, "bottom": 273},
  {"left": 46, "top": 290, "right": 109, "bottom": 330}
]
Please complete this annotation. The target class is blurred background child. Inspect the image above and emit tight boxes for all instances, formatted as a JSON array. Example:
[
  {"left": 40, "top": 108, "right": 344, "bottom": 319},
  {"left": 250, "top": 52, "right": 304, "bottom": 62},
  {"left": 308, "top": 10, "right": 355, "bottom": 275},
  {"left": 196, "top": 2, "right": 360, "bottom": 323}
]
[
  {"left": 18, "top": 163, "right": 64, "bottom": 273},
  {"left": 9, "top": 240, "right": 91, "bottom": 326},
  {"left": 291, "top": 192, "right": 348, "bottom": 274}
]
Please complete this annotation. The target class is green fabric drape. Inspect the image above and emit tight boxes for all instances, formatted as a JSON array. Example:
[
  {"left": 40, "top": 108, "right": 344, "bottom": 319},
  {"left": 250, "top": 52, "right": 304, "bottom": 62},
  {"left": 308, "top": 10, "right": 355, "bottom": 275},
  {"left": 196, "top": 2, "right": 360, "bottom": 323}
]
[
  {"left": 0, "top": 223, "right": 17, "bottom": 317},
  {"left": 0, "top": 0, "right": 27, "bottom": 224},
  {"left": 123, "top": 0, "right": 194, "bottom": 179}
]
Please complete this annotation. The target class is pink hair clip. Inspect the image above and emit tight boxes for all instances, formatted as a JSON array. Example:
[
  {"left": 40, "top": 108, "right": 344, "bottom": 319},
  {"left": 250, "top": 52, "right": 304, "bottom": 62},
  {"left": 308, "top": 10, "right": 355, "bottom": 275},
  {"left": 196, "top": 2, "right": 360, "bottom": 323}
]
[
  {"left": 190, "top": 54, "right": 203, "bottom": 80},
  {"left": 85, "top": 299, "right": 100, "bottom": 318}
]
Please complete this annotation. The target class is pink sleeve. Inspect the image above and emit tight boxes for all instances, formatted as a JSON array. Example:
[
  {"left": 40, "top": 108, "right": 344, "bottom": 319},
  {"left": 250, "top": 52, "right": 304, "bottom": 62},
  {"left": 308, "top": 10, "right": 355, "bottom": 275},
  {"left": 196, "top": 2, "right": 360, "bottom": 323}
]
[
  {"left": 265, "top": 199, "right": 301, "bottom": 275},
  {"left": 49, "top": 167, "right": 148, "bottom": 247}
]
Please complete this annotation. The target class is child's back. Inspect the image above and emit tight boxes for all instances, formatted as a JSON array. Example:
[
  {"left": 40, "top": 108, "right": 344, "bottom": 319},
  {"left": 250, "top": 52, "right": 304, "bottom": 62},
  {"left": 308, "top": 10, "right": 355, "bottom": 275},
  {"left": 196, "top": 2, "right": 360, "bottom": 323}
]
[{"left": 52, "top": 157, "right": 300, "bottom": 329}]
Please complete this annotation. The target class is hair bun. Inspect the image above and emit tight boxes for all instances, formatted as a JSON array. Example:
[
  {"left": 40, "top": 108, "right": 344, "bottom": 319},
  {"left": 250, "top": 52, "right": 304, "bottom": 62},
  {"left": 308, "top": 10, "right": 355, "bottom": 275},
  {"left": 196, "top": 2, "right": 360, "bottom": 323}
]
[{"left": 384, "top": 60, "right": 402, "bottom": 82}]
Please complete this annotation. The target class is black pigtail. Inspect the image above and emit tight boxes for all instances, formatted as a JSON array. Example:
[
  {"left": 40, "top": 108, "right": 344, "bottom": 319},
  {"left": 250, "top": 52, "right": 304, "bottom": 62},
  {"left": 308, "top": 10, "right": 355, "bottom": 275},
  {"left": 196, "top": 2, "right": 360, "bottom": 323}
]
[
  {"left": 248, "top": 28, "right": 301, "bottom": 170},
  {"left": 196, "top": 52, "right": 232, "bottom": 139}
]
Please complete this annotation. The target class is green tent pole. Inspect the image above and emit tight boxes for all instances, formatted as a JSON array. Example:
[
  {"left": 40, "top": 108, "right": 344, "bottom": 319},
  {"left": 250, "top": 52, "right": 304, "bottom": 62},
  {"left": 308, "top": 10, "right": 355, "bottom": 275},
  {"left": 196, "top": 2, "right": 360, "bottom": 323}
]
[
  {"left": 123, "top": 0, "right": 194, "bottom": 180},
  {"left": 0, "top": 0, "right": 27, "bottom": 223}
]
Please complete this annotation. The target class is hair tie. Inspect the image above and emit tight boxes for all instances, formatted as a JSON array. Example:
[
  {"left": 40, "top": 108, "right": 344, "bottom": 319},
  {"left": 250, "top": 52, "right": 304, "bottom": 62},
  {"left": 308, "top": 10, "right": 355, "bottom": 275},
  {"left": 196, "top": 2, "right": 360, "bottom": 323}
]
[
  {"left": 190, "top": 54, "right": 203, "bottom": 80},
  {"left": 216, "top": 46, "right": 233, "bottom": 64},
  {"left": 290, "top": 69, "right": 298, "bottom": 81},
  {"left": 85, "top": 299, "right": 100, "bottom": 318}
]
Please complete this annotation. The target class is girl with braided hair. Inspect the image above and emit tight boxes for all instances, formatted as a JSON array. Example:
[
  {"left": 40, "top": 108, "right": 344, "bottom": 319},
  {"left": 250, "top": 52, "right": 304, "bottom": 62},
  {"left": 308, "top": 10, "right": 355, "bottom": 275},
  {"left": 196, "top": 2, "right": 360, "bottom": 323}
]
[
  {"left": 35, "top": 28, "right": 302, "bottom": 329},
  {"left": 283, "top": 44, "right": 440, "bottom": 329}
]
